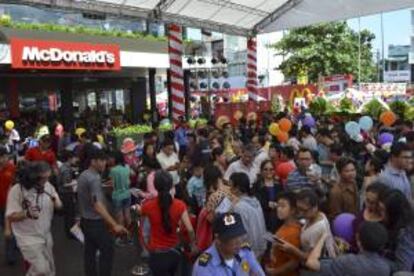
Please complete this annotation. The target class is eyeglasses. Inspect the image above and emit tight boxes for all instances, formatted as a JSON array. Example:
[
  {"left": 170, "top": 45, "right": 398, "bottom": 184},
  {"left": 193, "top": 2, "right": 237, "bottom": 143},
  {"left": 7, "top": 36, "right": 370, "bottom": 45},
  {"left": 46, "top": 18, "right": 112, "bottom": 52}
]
[{"left": 263, "top": 167, "right": 274, "bottom": 171}]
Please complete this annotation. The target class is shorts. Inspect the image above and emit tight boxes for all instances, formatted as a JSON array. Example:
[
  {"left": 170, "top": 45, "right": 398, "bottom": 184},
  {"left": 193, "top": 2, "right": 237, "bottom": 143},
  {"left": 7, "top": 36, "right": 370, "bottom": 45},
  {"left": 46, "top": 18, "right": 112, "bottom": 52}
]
[{"left": 112, "top": 197, "right": 131, "bottom": 213}]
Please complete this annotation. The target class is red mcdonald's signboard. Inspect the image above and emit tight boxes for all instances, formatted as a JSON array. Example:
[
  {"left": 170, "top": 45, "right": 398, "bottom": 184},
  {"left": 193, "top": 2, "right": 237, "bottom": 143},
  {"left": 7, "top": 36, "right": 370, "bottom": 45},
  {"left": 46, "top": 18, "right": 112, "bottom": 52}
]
[{"left": 10, "top": 38, "right": 121, "bottom": 71}]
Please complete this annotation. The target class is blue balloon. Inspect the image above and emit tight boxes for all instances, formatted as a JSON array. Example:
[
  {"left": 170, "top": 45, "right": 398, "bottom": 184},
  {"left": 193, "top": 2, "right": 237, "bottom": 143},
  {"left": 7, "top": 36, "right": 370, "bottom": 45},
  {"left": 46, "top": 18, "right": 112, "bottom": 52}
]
[
  {"left": 345, "top": 121, "right": 360, "bottom": 137},
  {"left": 333, "top": 213, "right": 356, "bottom": 244},
  {"left": 378, "top": 132, "right": 394, "bottom": 146},
  {"left": 359, "top": 116, "right": 373, "bottom": 131},
  {"left": 302, "top": 115, "right": 315, "bottom": 128}
]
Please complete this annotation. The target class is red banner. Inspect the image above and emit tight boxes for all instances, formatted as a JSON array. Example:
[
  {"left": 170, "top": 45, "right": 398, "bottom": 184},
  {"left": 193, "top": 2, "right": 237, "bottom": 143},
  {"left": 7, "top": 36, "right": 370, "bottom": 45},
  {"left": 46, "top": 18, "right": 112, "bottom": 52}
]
[{"left": 10, "top": 38, "right": 121, "bottom": 71}]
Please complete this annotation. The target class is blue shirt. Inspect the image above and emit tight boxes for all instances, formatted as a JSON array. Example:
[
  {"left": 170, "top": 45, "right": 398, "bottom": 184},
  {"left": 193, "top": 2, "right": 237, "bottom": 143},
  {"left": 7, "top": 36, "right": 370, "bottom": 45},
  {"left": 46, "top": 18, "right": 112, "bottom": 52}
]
[
  {"left": 192, "top": 243, "right": 265, "bottom": 276},
  {"left": 187, "top": 176, "right": 206, "bottom": 207},
  {"left": 377, "top": 164, "right": 412, "bottom": 200},
  {"left": 175, "top": 127, "right": 188, "bottom": 147}
]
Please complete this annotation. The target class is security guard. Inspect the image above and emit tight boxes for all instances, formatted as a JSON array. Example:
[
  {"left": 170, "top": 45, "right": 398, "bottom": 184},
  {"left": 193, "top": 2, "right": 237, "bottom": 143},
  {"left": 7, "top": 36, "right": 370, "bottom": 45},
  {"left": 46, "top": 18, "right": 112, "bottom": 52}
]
[{"left": 192, "top": 212, "right": 265, "bottom": 276}]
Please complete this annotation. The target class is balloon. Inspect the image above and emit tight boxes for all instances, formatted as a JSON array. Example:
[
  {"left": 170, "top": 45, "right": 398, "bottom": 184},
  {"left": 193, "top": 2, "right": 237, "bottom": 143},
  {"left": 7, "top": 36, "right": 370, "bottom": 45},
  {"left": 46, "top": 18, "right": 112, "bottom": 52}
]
[
  {"left": 278, "top": 118, "right": 292, "bottom": 132},
  {"left": 380, "top": 111, "right": 396, "bottom": 127},
  {"left": 358, "top": 116, "right": 373, "bottom": 131},
  {"left": 268, "top": 123, "right": 280, "bottom": 136},
  {"left": 276, "top": 131, "right": 289, "bottom": 143},
  {"left": 333, "top": 213, "right": 356, "bottom": 244},
  {"left": 75, "top": 127, "right": 86, "bottom": 137},
  {"left": 378, "top": 132, "right": 394, "bottom": 146},
  {"left": 345, "top": 121, "right": 360, "bottom": 137},
  {"left": 302, "top": 115, "right": 315, "bottom": 128},
  {"left": 4, "top": 120, "right": 14, "bottom": 130}
]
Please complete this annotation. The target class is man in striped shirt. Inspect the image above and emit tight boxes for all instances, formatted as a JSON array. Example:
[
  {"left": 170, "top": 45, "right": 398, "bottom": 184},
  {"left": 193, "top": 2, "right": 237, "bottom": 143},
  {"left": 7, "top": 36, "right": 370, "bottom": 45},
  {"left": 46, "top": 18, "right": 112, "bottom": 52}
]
[{"left": 286, "top": 148, "right": 320, "bottom": 192}]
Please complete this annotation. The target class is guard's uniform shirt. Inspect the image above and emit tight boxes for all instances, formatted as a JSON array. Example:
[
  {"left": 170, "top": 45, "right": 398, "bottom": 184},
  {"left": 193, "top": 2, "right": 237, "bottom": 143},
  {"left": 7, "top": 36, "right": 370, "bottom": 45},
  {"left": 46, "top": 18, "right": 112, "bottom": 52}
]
[{"left": 192, "top": 243, "right": 265, "bottom": 276}]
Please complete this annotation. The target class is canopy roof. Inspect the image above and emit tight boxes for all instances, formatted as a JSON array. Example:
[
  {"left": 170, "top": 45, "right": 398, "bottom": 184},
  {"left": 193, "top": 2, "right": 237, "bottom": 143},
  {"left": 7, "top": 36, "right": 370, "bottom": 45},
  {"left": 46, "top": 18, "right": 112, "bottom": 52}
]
[{"left": 6, "top": 0, "right": 414, "bottom": 36}]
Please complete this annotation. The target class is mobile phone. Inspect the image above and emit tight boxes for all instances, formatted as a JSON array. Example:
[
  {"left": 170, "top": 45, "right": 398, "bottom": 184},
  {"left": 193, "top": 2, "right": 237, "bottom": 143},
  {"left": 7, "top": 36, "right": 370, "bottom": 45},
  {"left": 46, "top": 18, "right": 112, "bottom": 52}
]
[{"left": 264, "top": 232, "right": 285, "bottom": 244}]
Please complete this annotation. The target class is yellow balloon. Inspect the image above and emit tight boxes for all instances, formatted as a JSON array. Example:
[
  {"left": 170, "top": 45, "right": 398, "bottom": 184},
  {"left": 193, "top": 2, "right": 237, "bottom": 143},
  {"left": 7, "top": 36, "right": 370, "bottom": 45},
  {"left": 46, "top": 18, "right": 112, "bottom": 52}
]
[
  {"left": 268, "top": 123, "right": 280, "bottom": 136},
  {"left": 4, "top": 120, "right": 14, "bottom": 130},
  {"left": 75, "top": 128, "right": 86, "bottom": 137}
]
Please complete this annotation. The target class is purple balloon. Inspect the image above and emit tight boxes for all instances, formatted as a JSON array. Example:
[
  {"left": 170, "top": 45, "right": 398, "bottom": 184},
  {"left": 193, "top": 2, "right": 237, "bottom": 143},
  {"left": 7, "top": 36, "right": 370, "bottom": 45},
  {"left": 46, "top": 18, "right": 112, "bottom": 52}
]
[
  {"left": 378, "top": 132, "right": 394, "bottom": 146},
  {"left": 302, "top": 115, "right": 315, "bottom": 127},
  {"left": 333, "top": 213, "right": 356, "bottom": 244}
]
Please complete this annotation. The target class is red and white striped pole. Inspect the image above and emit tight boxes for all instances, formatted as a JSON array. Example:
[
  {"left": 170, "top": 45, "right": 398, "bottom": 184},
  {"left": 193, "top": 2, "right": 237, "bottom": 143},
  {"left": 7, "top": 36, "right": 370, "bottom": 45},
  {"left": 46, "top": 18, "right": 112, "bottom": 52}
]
[
  {"left": 168, "top": 24, "right": 185, "bottom": 124},
  {"left": 247, "top": 37, "right": 259, "bottom": 102}
]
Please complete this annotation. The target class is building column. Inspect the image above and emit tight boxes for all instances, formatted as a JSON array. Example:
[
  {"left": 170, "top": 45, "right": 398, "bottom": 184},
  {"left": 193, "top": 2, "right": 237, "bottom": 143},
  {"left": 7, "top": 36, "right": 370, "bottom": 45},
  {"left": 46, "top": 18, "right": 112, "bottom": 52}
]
[
  {"left": 7, "top": 78, "right": 20, "bottom": 118},
  {"left": 168, "top": 23, "right": 185, "bottom": 124},
  {"left": 60, "top": 79, "right": 75, "bottom": 130},
  {"left": 247, "top": 37, "right": 259, "bottom": 102},
  {"left": 130, "top": 77, "right": 147, "bottom": 124},
  {"left": 148, "top": 68, "right": 158, "bottom": 124}
]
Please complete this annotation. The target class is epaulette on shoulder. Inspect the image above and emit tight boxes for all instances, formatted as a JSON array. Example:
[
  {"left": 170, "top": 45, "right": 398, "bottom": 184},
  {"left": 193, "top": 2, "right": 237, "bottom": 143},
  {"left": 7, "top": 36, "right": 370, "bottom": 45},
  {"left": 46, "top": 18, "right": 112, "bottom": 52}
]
[
  {"left": 198, "top": 252, "right": 212, "bottom": 267},
  {"left": 241, "top": 242, "right": 251, "bottom": 250}
]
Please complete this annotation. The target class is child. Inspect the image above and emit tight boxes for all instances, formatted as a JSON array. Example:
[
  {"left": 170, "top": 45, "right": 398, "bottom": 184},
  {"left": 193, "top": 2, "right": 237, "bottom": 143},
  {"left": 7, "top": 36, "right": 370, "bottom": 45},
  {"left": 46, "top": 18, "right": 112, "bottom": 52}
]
[
  {"left": 266, "top": 192, "right": 301, "bottom": 276},
  {"left": 58, "top": 150, "right": 79, "bottom": 238},
  {"left": 186, "top": 162, "right": 205, "bottom": 214},
  {"left": 109, "top": 151, "right": 132, "bottom": 244}
]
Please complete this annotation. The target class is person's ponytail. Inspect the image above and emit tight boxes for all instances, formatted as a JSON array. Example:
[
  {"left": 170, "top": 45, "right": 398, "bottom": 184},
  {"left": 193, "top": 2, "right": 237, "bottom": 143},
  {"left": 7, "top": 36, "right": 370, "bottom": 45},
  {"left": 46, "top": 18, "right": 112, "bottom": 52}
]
[{"left": 154, "top": 170, "right": 173, "bottom": 233}]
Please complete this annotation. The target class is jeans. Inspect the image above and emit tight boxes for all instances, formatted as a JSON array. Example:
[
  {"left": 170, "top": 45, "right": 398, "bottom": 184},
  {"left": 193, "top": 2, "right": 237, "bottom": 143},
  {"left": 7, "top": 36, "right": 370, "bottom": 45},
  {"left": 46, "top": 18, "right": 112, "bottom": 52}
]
[
  {"left": 80, "top": 219, "right": 114, "bottom": 276},
  {"left": 149, "top": 249, "right": 182, "bottom": 276}
]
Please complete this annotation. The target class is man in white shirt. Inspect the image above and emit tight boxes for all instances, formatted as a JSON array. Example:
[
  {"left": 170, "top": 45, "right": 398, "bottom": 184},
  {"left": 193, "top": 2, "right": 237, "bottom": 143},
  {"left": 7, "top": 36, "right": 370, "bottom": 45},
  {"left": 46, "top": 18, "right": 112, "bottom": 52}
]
[
  {"left": 301, "top": 126, "right": 318, "bottom": 152},
  {"left": 252, "top": 134, "right": 269, "bottom": 176},
  {"left": 224, "top": 144, "right": 257, "bottom": 186},
  {"left": 157, "top": 139, "right": 180, "bottom": 185},
  {"left": 6, "top": 161, "right": 62, "bottom": 276}
]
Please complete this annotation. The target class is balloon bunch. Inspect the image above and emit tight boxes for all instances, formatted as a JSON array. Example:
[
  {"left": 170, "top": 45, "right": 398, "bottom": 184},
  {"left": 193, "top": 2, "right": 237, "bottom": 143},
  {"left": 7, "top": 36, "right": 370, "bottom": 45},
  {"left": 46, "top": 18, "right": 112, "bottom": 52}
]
[
  {"left": 345, "top": 115, "right": 374, "bottom": 142},
  {"left": 268, "top": 118, "right": 292, "bottom": 143}
]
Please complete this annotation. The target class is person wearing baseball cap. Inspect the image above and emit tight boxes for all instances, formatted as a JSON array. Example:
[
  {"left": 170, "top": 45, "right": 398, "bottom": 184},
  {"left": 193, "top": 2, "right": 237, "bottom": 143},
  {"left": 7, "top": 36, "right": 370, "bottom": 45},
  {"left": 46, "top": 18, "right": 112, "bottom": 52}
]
[{"left": 192, "top": 212, "right": 265, "bottom": 275}]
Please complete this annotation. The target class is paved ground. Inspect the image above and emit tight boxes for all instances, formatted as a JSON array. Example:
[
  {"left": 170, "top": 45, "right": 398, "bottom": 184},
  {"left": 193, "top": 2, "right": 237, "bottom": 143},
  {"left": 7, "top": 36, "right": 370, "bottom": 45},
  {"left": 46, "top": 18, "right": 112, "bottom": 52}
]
[{"left": 0, "top": 216, "right": 144, "bottom": 276}]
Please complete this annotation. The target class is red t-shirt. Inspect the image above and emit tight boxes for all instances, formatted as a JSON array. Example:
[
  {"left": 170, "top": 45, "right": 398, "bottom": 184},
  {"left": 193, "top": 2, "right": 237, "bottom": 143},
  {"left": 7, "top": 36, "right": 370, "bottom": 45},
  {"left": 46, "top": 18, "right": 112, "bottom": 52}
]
[
  {"left": 25, "top": 147, "right": 57, "bottom": 168},
  {"left": 141, "top": 197, "right": 187, "bottom": 251},
  {"left": 0, "top": 162, "right": 16, "bottom": 209}
]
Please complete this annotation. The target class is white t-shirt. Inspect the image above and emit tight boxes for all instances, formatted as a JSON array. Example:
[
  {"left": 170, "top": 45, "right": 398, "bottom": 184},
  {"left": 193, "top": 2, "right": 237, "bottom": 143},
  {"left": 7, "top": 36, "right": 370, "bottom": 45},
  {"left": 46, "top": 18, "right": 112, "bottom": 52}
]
[
  {"left": 8, "top": 129, "right": 20, "bottom": 145},
  {"left": 6, "top": 182, "right": 60, "bottom": 247},
  {"left": 302, "top": 136, "right": 318, "bottom": 152},
  {"left": 157, "top": 151, "right": 180, "bottom": 185},
  {"left": 253, "top": 148, "right": 269, "bottom": 175},
  {"left": 224, "top": 160, "right": 257, "bottom": 186}
]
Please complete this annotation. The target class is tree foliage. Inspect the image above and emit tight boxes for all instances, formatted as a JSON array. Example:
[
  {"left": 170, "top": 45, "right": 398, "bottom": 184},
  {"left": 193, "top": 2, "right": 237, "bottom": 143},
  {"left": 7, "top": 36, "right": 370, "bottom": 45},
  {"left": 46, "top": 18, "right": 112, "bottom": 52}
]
[{"left": 272, "top": 22, "right": 376, "bottom": 83}]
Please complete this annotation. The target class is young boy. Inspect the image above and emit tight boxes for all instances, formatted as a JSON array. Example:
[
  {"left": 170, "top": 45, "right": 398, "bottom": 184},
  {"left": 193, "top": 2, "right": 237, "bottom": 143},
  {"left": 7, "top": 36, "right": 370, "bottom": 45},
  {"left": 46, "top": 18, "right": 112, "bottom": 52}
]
[
  {"left": 266, "top": 192, "right": 301, "bottom": 276},
  {"left": 186, "top": 162, "right": 205, "bottom": 214},
  {"left": 58, "top": 150, "right": 79, "bottom": 238}
]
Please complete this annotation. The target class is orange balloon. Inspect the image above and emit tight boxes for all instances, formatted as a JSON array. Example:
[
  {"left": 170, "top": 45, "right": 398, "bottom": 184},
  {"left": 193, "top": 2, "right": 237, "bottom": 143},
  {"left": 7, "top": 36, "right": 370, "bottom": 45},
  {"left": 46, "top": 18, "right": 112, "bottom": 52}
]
[
  {"left": 277, "top": 131, "right": 289, "bottom": 143},
  {"left": 278, "top": 118, "right": 292, "bottom": 132},
  {"left": 380, "top": 111, "right": 396, "bottom": 127}
]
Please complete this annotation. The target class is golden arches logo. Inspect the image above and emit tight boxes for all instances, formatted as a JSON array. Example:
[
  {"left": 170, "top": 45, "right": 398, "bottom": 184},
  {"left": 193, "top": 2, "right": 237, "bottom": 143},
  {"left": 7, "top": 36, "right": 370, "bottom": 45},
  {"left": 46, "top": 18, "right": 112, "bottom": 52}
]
[{"left": 289, "top": 87, "right": 313, "bottom": 106}]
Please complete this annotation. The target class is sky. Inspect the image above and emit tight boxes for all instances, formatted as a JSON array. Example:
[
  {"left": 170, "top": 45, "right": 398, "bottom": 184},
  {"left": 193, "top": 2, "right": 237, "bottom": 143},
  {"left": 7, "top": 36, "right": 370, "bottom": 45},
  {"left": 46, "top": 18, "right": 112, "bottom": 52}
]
[{"left": 347, "top": 8, "right": 412, "bottom": 57}]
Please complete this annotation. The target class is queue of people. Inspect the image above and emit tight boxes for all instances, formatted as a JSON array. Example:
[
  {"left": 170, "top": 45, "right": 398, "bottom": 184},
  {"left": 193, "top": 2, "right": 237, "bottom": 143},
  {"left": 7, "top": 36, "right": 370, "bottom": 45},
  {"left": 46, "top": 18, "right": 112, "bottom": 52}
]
[{"left": 0, "top": 111, "right": 413, "bottom": 276}]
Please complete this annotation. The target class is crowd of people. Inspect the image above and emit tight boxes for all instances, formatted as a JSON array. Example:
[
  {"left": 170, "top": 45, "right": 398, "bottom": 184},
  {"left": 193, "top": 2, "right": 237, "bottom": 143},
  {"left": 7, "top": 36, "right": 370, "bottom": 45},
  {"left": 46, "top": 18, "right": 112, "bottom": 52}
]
[{"left": 0, "top": 110, "right": 414, "bottom": 276}]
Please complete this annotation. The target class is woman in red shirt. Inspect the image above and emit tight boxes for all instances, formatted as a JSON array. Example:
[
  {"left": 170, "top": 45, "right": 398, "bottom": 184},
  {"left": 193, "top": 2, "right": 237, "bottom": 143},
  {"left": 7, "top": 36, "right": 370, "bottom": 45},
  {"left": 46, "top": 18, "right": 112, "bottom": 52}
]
[{"left": 134, "top": 170, "right": 197, "bottom": 276}]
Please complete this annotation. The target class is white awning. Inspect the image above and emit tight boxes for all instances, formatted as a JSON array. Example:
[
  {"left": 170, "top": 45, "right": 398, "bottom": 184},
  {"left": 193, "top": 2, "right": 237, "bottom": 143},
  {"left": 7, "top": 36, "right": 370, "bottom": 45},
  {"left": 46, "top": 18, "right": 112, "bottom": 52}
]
[{"left": 12, "top": 0, "right": 414, "bottom": 35}]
